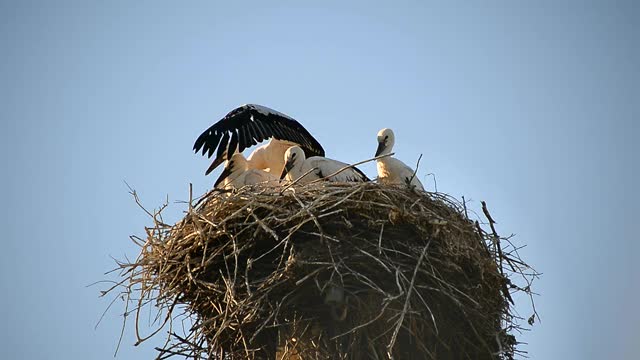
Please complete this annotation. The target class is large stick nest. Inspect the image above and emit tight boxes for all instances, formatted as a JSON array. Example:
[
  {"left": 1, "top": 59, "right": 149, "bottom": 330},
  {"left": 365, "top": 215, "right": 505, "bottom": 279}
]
[{"left": 109, "top": 183, "right": 538, "bottom": 359}]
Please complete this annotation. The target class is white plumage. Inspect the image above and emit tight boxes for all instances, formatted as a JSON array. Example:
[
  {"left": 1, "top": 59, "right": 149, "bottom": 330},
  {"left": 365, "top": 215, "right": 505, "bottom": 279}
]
[
  {"left": 214, "top": 153, "right": 280, "bottom": 190},
  {"left": 280, "top": 146, "right": 369, "bottom": 185},
  {"left": 375, "top": 128, "right": 424, "bottom": 191},
  {"left": 245, "top": 138, "right": 298, "bottom": 175}
]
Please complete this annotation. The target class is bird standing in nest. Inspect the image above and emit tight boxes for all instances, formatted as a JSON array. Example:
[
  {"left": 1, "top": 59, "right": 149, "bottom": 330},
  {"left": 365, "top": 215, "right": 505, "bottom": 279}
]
[{"left": 375, "top": 128, "right": 424, "bottom": 191}]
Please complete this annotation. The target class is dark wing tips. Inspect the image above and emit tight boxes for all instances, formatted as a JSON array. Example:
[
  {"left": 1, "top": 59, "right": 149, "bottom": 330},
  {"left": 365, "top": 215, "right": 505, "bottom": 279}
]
[
  {"left": 267, "top": 115, "right": 325, "bottom": 157},
  {"left": 193, "top": 104, "right": 254, "bottom": 165},
  {"left": 215, "top": 132, "right": 230, "bottom": 162},
  {"left": 301, "top": 147, "right": 318, "bottom": 160},
  {"left": 194, "top": 104, "right": 325, "bottom": 176},
  {"left": 247, "top": 122, "right": 262, "bottom": 144},
  {"left": 238, "top": 126, "right": 251, "bottom": 153},
  {"left": 193, "top": 129, "right": 221, "bottom": 159},
  {"left": 193, "top": 128, "right": 212, "bottom": 154},
  {"left": 227, "top": 130, "right": 239, "bottom": 160},
  {"left": 353, "top": 166, "right": 371, "bottom": 182},
  {"left": 262, "top": 120, "right": 282, "bottom": 140},
  {"left": 252, "top": 119, "right": 270, "bottom": 142},
  {"left": 246, "top": 104, "right": 325, "bottom": 157},
  {"left": 287, "top": 120, "right": 325, "bottom": 157}
]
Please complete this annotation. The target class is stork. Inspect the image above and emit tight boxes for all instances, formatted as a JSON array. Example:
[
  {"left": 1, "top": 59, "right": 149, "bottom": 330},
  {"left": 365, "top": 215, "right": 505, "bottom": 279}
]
[
  {"left": 214, "top": 153, "right": 280, "bottom": 190},
  {"left": 280, "top": 146, "right": 369, "bottom": 185},
  {"left": 374, "top": 128, "right": 425, "bottom": 191},
  {"left": 193, "top": 104, "right": 325, "bottom": 176}
]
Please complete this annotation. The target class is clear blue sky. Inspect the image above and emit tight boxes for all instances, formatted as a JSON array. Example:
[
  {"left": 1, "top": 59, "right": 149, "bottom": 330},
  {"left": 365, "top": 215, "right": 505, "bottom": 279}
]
[{"left": 2, "top": 1, "right": 638, "bottom": 359}]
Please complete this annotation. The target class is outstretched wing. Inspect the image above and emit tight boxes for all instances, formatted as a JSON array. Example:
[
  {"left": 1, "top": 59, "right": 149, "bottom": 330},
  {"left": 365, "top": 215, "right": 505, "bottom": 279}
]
[{"left": 193, "top": 104, "right": 325, "bottom": 174}]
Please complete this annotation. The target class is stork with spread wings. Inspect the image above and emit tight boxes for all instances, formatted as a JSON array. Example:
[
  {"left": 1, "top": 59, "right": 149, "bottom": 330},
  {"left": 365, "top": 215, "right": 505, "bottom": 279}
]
[{"left": 193, "top": 104, "right": 325, "bottom": 176}]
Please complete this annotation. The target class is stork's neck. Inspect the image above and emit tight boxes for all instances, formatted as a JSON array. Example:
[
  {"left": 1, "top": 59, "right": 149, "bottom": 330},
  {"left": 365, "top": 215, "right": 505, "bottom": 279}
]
[
  {"left": 286, "top": 159, "right": 306, "bottom": 182},
  {"left": 232, "top": 160, "right": 248, "bottom": 177}
]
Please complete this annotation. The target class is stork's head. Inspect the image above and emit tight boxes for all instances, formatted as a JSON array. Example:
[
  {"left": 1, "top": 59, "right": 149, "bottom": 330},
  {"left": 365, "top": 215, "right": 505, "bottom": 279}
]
[
  {"left": 280, "top": 146, "right": 305, "bottom": 180},
  {"left": 375, "top": 128, "right": 395, "bottom": 157},
  {"left": 214, "top": 153, "right": 248, "bottom": 188}
]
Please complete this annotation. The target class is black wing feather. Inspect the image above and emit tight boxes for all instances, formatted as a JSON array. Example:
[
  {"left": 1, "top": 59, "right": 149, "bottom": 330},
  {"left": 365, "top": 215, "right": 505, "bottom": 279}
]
[
  {"left": 193, "top": 104, "right": 325, "bottom": 175},
  {"left": 227, "top": 130, "right": 239, "bottom": 160},
  {"left": 238, "top": 126, "right": 250, "bottom": 152},
  {"left": 216, "top": 132, "right": 230, "bottom": 161},
  {"left": 352, "top": 166, "right": 370, "bottom": 182},
  {"left": 247, "top": 123, "right": 261, "bottom": 144},
  {"left": 252, "top": 119, "right": 269, "bottom": 142},
  {"left": 193, "top": 129, "right": 220, "bottom": 157},
  {"left": 203, "top": 131, "right": 221, "bottom": 158},
  {"left": 286, "top": 125, "right": 303, "bottom": 145},
  {"left": 237, "top": 127, "right": 247, "bottom": 153},
  {"left": 261, "top": 120, "right": 281, "bottom": 139},
  {"left": 276, "top": 123, "right": 292, "bottom": 141},
  {"left": 207, "top": 138, "right": 218, "bottom": 158},
  {"left": 301, "top": 147, "right": 317, "bottom": 159}
]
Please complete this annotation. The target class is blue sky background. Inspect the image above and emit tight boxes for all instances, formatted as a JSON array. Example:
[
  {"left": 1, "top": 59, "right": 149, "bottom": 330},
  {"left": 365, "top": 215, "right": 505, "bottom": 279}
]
[{"left": 2, "top": 1, "right": 638, "bottom": 359}]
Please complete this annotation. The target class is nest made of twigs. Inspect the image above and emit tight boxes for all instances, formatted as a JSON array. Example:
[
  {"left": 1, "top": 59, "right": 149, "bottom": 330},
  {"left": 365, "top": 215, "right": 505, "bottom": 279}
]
[{"left": 110, "top": 182, "right": 538, "bottom": 359}]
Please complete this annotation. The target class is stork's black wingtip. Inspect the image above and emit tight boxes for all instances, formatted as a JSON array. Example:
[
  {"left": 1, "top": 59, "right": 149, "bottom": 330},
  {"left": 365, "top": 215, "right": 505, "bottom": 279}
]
[{"left": 193, "top": 140, "right": 203, "bottom": 153}]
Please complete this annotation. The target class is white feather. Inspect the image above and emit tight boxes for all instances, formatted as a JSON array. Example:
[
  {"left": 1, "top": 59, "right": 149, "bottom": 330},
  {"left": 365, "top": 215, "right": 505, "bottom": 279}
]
[
  {"left": 375, "top": 128, "right": 424, "bottom": 191},
  {"left": 216, "top": 153, "right": 280, "bottom": 189},
  {"left": 282, "top": 146, "right": 368, "bottom": 185},
  {"left": 246, "top": 139, "right": 297, "bottom": 176}
]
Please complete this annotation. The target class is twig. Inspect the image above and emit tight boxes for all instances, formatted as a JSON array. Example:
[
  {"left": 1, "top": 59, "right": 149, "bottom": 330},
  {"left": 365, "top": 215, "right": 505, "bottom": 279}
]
[
  {"left": 481, "top": 200, "right": 514, "bottom": 305},
  {"left": 307, "top": 152, "right": 395, "bottom": 185},
  {"left": 387, "top": 240, "right": 431, "bottom": 353},
  {"left": 407, "top": 153, "right": 422, "bottom": 188},
  {"left": 462, "top": 196, "right": 468, "bottom": 219},
  {"left": 279, "top": 167, "right": 320, "bottom": 193}
]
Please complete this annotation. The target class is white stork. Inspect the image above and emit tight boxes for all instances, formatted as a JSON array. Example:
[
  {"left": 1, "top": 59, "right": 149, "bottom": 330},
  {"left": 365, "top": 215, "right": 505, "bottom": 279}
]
[
  {"left": 280, "top": 146, "right": 370, "bottom": 185},
  {"left": 193, "top": 104, "right": 325, "bottom": 176},
  {"left": 214, "top": 153, "right": 279, "bottom": 190},
  {"left": 374, "top": 128, "right": 425, "bottom": 191}
]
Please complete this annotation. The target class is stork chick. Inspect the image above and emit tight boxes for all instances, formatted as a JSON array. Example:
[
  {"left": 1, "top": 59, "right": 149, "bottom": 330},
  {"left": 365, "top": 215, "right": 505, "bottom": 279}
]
[
  {"left": 280, "top": 146, "right": 369, "bottom": 185},
  {"left": 375, "top": 128, "right": 424, "bottom": 191},
  {"left": 214, "top": 153, "right": 279, "bottom": 190}
]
